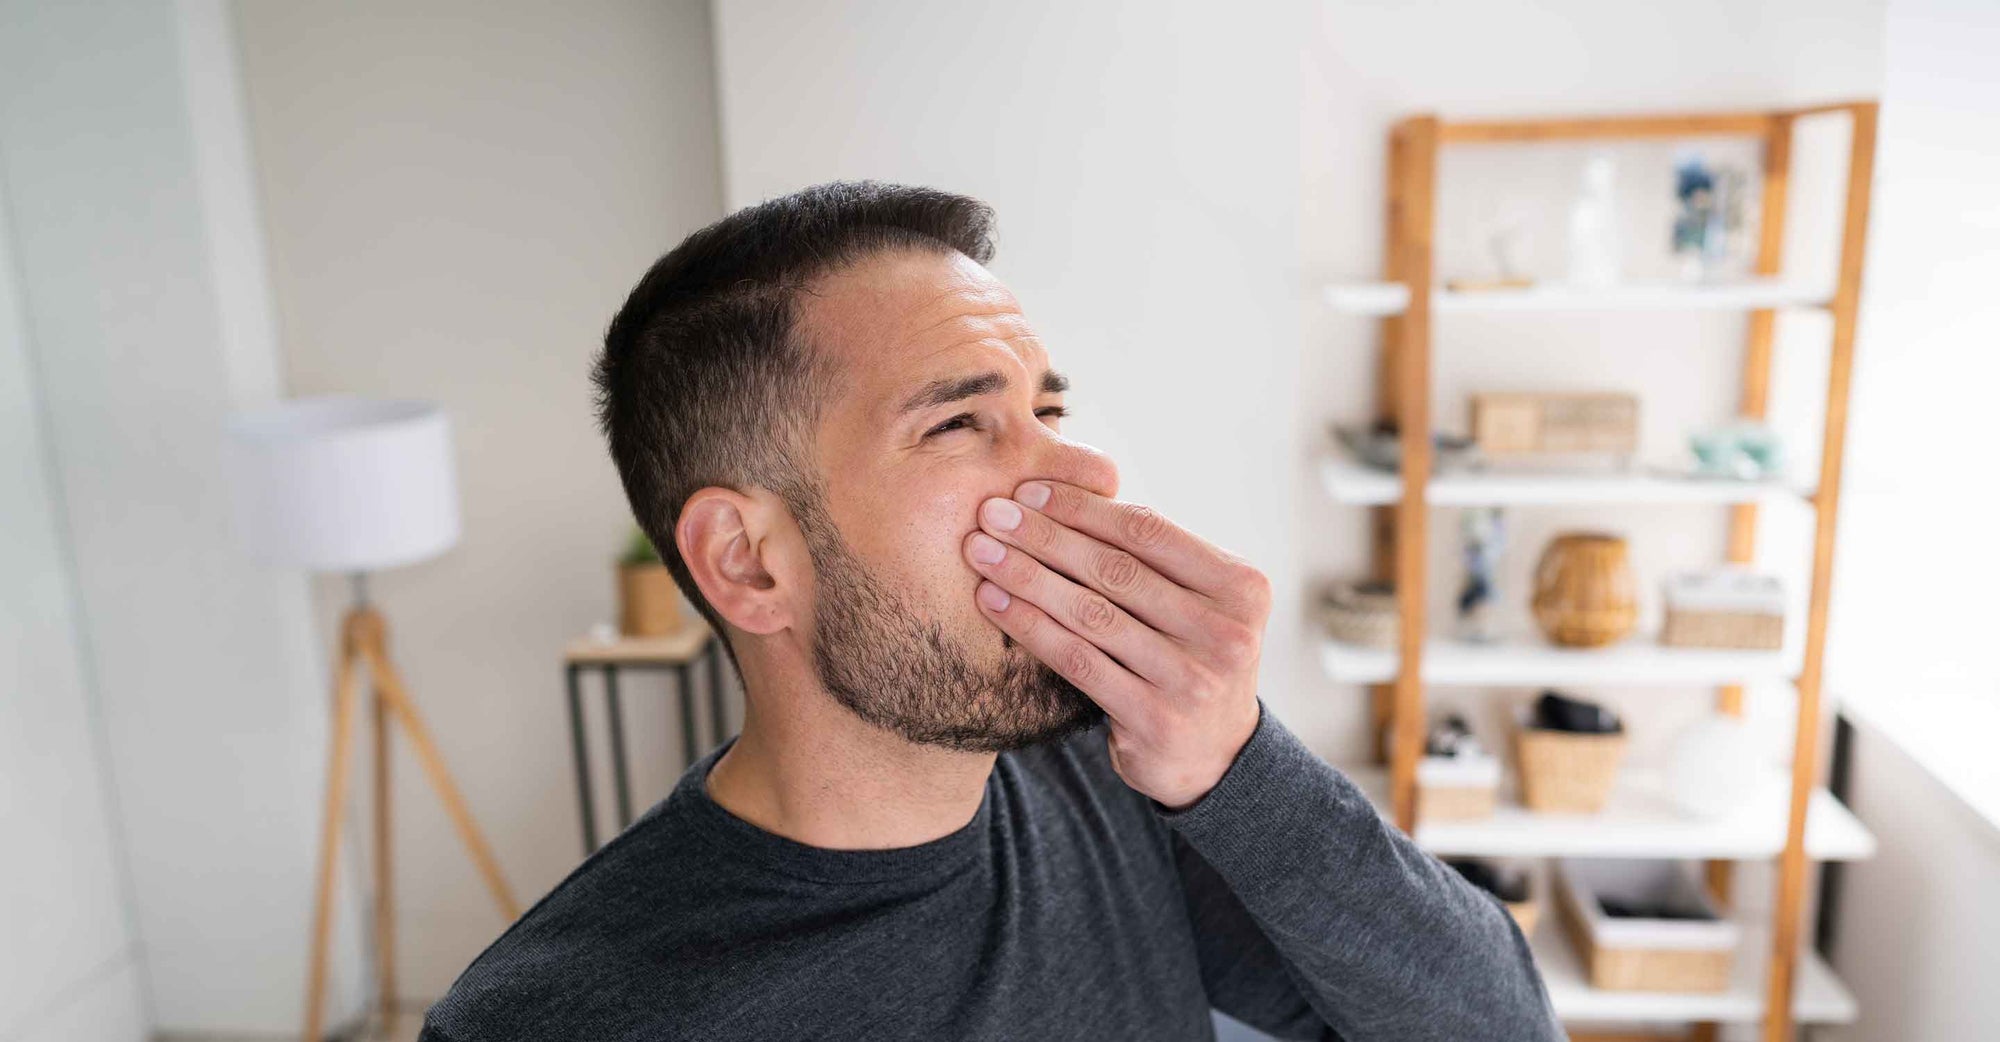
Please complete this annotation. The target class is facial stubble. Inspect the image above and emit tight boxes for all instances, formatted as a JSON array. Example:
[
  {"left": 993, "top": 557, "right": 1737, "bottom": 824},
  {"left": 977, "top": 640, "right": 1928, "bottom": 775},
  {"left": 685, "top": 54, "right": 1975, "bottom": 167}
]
[{"left": 796, "top": 495, "right": 1104, "bottom": 752}]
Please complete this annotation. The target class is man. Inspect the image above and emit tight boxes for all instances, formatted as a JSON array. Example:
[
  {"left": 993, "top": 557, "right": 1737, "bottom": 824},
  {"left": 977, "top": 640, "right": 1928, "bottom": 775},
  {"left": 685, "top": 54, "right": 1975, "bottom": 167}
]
[{"left": 419, "top": 182, "right": 1560, "bottom": 1041}]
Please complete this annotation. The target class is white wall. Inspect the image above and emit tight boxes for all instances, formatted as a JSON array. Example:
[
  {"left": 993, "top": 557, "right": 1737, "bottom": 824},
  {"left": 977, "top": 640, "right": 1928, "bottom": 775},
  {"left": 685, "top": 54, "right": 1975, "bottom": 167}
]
[
  {"left": 232, "top": 0, "right": 726, "bottom": 1001},
  {"left": 0, "top": 0, "right": 365, "bottom": 1034},
  {"left": 0, "top": 152, "right": 148, "bottom": 1042},
  {"left": 1824, "top": 0, "right": 2000, "bottom": 1037},
  {"left": 1829, "top": 722, "right": 2000, "bottom": 1040},
  {"left": 713, "top": 0, "right": 1308, "bottom": 724},
  {"left": 1823, "top": 0, "right": 2000, "bottom": 695}
]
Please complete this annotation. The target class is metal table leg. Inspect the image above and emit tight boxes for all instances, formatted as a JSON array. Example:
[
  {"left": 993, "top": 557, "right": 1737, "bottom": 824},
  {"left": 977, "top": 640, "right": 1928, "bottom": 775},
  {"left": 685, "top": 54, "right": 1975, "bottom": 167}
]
[
  {"left": 566, "top": 664, "right": 597, "bottom": 854},
  {"left": 674, "top": 662, "right": 698, "bottom": 767},
  {"left": 605, "top": 666, "right": 634, "bottom": 829},
  {"left": 706, "top": 638, "right": 727, "bottom": 748}
]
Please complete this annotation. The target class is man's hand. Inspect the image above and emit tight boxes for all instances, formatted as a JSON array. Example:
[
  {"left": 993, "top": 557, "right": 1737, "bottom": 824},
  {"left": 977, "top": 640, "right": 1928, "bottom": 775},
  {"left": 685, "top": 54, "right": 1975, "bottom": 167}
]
[{"left": 964, "top": 479, "right": 1270, "bottom": 810}]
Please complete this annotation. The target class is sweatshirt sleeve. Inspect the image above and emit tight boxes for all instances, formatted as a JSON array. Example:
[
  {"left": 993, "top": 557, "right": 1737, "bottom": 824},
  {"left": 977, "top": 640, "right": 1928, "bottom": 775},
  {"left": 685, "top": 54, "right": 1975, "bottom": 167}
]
[{"left": 1153, "top": 698, "right": 1563, "bottom": 1042}]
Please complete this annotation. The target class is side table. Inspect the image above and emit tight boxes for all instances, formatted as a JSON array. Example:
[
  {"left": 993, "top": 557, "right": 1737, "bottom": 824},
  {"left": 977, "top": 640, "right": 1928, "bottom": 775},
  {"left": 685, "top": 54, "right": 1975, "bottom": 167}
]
[{"left": 563, "top": 625, "right": 731, "bottom": 854}]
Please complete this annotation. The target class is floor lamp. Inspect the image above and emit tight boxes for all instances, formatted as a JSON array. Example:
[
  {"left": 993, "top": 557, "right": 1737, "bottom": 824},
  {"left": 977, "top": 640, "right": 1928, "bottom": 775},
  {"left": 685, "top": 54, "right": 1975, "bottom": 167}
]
[{"left": 227, "top": 396, "right": 520, "bottom": 1040}]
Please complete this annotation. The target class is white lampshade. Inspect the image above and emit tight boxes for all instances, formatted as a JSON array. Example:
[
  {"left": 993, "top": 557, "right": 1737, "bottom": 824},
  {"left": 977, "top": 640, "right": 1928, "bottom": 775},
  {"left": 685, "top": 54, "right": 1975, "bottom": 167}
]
[{"left": 226, "top": 395, "right": 462, "bottom": 573}]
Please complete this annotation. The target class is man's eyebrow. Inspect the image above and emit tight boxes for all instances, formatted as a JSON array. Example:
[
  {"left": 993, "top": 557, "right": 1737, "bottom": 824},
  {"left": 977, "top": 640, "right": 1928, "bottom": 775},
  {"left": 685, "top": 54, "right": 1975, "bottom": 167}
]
[{"left": 896, "top": 368, "right": 1069, "bottom": 415}]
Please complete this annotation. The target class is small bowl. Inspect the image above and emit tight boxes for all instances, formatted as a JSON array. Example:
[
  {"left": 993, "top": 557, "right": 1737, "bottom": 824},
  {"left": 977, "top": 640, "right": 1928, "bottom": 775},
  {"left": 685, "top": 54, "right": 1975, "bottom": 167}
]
[{"left": 1334, "top": 423, "right": 1481, "bottom": 473}]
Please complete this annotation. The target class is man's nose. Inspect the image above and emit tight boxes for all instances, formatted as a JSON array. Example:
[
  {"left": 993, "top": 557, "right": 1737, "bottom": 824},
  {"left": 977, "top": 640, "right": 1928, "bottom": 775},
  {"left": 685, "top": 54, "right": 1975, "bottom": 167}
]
[{"left": 1028, "top": 430, "right": 1120, "bottom": 501}]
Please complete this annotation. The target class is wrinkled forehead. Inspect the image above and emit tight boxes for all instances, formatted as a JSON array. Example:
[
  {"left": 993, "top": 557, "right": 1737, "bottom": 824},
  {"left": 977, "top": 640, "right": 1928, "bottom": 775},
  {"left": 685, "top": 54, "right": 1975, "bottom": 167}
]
[{"left": 797, "top": 249, "right": 1044, "bottom": 416}]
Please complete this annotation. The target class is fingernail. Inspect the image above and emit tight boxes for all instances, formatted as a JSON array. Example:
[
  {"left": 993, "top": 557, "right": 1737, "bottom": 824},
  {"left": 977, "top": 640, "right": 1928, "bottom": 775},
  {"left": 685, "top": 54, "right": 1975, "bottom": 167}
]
[
  {"left": 977, "top": 581, "right": 1011, "bottom": 611},
  {"left": 981, "top": 497, "right": 1022, "bottom": 531},
  {"left": 1016, "top": 482, "right": 1051, "bottom": 510},
  {"left": 969, "top": 532, "right": 1006, "bottom": 564}
]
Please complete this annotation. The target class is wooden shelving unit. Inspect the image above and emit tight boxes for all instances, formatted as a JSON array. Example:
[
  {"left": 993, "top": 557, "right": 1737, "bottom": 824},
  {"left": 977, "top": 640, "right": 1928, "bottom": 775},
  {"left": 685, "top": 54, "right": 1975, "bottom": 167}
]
[{"left": 1324, "top": 103, "right": 1879, "bottom": 1042}]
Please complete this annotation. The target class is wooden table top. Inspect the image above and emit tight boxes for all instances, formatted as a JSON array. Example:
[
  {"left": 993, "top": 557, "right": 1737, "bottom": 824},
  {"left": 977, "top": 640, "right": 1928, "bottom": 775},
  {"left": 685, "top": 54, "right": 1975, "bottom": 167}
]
[{"left": 564, "top": 624, "right": 714, "bottom": 665}]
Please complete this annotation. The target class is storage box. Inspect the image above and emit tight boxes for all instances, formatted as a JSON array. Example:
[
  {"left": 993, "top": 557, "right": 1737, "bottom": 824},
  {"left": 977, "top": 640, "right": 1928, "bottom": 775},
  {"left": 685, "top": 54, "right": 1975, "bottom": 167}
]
[
  {"left": 1556, "top": 859, "right": 1739, "bottom": 992},
  {"left": 1661, "top": 568, "right": 1786, "bottom": 650},
  {"left": 1416, "top": 752, "right": 1501, "bottom": 822},
  {"left": 1515, "top": 725, "right": 1626, "bottom": 814},
  {"left": 1470, "top": 392, "right": 1639, "bottom": 456}
]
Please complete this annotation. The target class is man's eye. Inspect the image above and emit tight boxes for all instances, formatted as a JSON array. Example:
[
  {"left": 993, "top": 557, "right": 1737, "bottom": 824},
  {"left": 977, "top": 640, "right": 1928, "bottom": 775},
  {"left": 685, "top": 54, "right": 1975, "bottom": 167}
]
[
  {"left": 925, "top": 406, "right": 1069, "bottom": 439},
  {"left": 928, "top": 412, "right": 978, "bottom": 436}
]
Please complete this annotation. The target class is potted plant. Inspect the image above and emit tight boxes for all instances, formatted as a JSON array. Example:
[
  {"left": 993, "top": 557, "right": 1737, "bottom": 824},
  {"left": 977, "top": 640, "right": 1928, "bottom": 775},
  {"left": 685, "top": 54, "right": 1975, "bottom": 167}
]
[{"left": 617, "top": 524, "right": 684, "bottom": 637}]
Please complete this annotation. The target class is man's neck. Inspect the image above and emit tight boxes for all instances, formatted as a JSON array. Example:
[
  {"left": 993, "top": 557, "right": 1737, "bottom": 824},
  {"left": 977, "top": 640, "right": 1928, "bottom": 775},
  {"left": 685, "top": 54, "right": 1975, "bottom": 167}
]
[{"left": 704, "top": 651, "right": 996, "bottom": 851}]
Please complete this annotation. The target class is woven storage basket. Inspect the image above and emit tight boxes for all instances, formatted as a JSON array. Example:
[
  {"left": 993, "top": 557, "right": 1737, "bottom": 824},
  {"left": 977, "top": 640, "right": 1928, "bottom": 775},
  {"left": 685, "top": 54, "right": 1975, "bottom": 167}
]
[
  {"left": 1317, "top": 579, "right": 1400, "bottom": 648},
  {"left": 1556, "top": 859, "right": 1737, "bottom": 992},
  {"left": 1415, "top": 753, "right": 1500, "bottom": 822},
  {"left": 1515, "top": 726, "right": 1626, "bottom": 813},
  {"left": 1419, "top": 784, "right": 1497, "bottom": 822},
  {"left": 1661, "top": 608, "right": 1784, "bottom": 650}
]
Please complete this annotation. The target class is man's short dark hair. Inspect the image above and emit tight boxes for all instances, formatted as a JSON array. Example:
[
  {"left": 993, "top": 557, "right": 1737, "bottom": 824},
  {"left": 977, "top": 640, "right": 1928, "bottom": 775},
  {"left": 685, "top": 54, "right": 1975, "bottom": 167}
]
[{"left": 591, "top": 180, "right": 998, "bottom": 658}]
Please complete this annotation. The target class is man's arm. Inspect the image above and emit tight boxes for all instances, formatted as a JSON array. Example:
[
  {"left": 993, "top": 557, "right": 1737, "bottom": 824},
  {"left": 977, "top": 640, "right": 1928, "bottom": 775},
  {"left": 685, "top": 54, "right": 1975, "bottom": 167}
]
[
  {"left": 963, "top": 482, "right": 1558, "bottom": 1038},
  {"left": 1155, "top": 699, "right": 1562, "bottom": 1041}
]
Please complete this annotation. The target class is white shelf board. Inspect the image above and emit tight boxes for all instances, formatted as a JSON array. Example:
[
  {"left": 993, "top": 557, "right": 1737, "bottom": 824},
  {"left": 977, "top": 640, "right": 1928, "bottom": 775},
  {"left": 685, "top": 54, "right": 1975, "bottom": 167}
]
[
  {"left": 1320, "top": 633, "right": 1802, "bottom": 687},
  {"left": 1319, "top": 454, "right": 1814, "bottom": 507},
  {"left": 1533, "top": 923, "right": 1857, "bottom": 1025},
  {"left": 1344, "top": 767, "right": 1876, "bottom": 861},
  {"left": 1322, "top": 278, "right": 1831, "bottom": 316}
]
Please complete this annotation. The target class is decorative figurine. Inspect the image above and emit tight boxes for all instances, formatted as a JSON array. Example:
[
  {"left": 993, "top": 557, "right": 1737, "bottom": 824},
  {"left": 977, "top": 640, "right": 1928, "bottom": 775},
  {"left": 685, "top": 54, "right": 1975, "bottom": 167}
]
[
  {"left": 1567, "top": 153, "right": 1622, "bottom": 287},
  {"left": 1456, "top": 506, "right": 1506, "bottom": 643}
]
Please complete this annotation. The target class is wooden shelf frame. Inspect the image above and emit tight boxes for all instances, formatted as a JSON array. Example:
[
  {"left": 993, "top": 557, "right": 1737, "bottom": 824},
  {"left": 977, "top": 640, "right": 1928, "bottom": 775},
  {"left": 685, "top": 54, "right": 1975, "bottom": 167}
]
[{"left": 1352, "top": 102, "right": 1879, "bottom": 1042}]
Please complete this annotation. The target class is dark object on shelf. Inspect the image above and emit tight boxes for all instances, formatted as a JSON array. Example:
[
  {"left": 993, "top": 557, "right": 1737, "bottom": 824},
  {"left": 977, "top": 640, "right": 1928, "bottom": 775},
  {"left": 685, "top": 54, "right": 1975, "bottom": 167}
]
[
  {"left": 1600, "top": 896, "right": 1717, "bottom": 922},
  {"left": 1446, "top": 858, "right": 1531, "bottom": 904},
  {"left": 1446, "top": 857, "right": 1539, "bottom": 934},
  {"left": 1333, "top": 419, "right": 1480, "bottom": 473},
  {"left": 1532, "top": 689, "right": 1623, "bottom": 734},
  {"left": 1424, "top": 712, "right": 1481, "bottom": 758}
]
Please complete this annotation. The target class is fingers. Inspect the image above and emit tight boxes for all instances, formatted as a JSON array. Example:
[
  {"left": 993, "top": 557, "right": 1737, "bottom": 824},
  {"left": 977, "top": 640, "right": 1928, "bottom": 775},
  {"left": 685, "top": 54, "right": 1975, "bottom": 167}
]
[
  {"left": 971, "top": 577, "right": 1149, "bottom": 725},
  {"left": 1015, "top": 480, "right": 1258, "bottom": 609},
  {"left": 964, "top": 527, "right": 1187, "bottom": 691},
  {"left": 975, "top": 495, "right": 1223, "bottom": 644}
]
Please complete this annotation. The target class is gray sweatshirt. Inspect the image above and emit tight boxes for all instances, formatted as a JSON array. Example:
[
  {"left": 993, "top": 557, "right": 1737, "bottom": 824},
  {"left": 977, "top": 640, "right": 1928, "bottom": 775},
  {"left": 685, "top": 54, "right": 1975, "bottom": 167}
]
[{"left": 419, "top": 698, "right": 1562, "bottom": 1041}]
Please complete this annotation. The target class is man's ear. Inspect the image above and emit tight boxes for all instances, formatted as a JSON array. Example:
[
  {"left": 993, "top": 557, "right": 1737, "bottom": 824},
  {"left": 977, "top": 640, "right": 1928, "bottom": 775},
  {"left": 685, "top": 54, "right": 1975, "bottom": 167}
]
[{"left": 676, "top": 487, "right": 804, "bottom": 637}]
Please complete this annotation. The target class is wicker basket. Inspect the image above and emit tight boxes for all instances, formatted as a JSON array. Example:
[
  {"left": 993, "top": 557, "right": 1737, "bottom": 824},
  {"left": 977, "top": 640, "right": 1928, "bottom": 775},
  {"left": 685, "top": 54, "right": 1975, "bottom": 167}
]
[
  {"left": 1662, "top": 608, "right": 1784, "bottom": 650},
  {"left": 1416, "top": 753, "right": 1501, "bottom": 822},
  {"left": 1515, "top": 726, "right": 1626, "bottom": 813},
  {"left": 1661, "top": 568, "right": 1785, "bottom": 650},
  {"left": 1556, "top": 859, "right": 1737, "bottom": 992},
  {"left": 1317, "top": 579, "right": 1400, "bottom": 648}
]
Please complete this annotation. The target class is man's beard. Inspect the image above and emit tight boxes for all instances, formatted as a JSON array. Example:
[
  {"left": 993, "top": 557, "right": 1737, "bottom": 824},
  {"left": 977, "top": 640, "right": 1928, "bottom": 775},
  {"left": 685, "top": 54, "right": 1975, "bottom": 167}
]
[{"left": 796, "top": 495, "right": 1104, "bottom": 752}]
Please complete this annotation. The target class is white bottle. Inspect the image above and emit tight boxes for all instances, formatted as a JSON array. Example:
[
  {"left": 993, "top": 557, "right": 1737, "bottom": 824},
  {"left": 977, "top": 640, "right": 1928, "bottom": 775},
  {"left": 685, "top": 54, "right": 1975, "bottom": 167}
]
[{"left": 1567, "top": 153, "right": 1622, "bottom": 288}]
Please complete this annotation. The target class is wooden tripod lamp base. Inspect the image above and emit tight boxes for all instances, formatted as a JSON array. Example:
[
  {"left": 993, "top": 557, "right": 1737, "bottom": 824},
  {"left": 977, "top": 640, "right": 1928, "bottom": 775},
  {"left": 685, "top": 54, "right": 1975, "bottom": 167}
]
[{"left": 303, "top": 604, "right": 520, "bottom": 1041}]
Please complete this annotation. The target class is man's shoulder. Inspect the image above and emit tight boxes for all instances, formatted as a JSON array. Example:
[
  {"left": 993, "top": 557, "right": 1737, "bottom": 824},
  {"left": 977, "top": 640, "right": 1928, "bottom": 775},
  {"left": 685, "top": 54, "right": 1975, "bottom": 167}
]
[{"left": 419, "top": 794, "right": 725, "bottom": 1040}]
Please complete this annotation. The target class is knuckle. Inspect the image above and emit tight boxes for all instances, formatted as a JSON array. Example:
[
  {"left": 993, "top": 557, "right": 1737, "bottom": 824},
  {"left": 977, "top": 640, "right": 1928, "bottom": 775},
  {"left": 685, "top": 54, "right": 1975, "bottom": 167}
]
[
  {"left": 1238, "top": 565, "right": 1274, "bottom": 611},
  {"left": 1213, "top": 621, "right": 1260, "bottom": 667},
  {"left": 1094, "top": 547, "right": 1144, "bottom": 594},
  {"left": 1073, "top": 593, "right": 1120, "bottom": 635},
  {"left": 1016, "top": 512, "right": 1055, "bottom": 551},
  {"left": 1119, "top": 504, "right": 1170, "bottom": 549},
  {"left": 1059, "top": 640, "right": 1098, "bottom": 684},
  {"left": 1218, "top": 560, "right": 1271, "bottom": 613}
]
